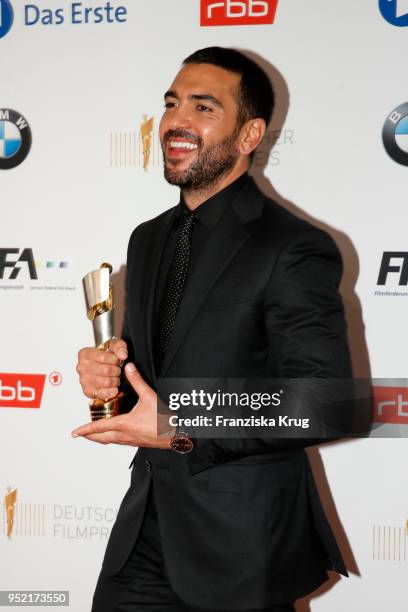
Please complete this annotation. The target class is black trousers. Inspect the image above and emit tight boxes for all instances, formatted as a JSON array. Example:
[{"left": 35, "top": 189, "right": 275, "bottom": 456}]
[{"left": 92, "top": 484, "right": 295, "bottom": 612}]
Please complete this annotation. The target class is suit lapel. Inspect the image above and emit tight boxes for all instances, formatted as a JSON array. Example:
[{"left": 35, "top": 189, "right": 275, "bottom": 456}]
[
  {"left": 143, "top": 208, "right": 177, "bottom": 383},
  {"left": 159, "top": 178, "right": 265, "bottom": 378}
]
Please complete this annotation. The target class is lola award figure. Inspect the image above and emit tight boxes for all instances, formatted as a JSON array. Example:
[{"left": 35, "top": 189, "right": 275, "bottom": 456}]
[{"left": 82, "top": 263, "right": 124, "bottom": 420}]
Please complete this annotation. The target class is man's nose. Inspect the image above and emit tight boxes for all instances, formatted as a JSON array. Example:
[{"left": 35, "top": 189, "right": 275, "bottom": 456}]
[{"left": 168, "top": 105, "right": 193, "bottom": 130}]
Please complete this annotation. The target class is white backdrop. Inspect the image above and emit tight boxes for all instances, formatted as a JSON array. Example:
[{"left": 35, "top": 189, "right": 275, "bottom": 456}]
[{"left": 1, "top": 1, "right": 408, "bottom": 610}]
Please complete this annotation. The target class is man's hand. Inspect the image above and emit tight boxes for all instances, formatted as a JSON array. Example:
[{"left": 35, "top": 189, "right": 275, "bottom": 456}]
[
  {"left": 76, "top": 338, "right": 128, "bottom": 401},
  {"left": 71, "top": 363, "right": 172, "bottom": 449}
]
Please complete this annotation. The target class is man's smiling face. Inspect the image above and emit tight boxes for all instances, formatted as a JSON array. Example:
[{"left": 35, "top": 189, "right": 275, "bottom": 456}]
[{"left": 159, "top": 63, "right": 243, "bottom": 190}]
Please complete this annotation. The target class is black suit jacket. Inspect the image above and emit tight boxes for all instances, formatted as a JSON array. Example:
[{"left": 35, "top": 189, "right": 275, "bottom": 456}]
[{"left": 100, "top": 177, "right": 352, "bottom": 608}]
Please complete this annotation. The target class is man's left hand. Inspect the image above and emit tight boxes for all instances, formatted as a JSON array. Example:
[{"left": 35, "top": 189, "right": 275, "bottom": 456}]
[{"left": 71, "top": 362, "right": 172, "bottom": 449}]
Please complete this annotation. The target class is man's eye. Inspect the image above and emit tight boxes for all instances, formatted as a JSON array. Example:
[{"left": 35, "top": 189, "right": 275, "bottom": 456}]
[
  {"left": 164, "top": 102, "right": 176, "bottom": 109},
  {"left": 197, "top": 105, "right": 212, "bottom": 113}
]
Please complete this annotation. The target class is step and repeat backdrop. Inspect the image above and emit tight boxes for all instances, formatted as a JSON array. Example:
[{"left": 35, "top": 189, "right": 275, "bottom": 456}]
[{"left": 1, "top": 1, "right": 408, "bottom": 610}]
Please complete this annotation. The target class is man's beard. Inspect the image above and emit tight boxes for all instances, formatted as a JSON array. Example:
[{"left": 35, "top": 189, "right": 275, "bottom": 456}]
[{"left": 162, "top": 129, "right": 240, "bottom": 191}]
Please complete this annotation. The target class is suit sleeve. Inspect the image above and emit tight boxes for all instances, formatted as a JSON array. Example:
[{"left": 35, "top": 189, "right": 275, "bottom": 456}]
[
  {"left": 184, "top": 228, "right": 354, "bottom": 475},
  {"left": 118, "top": 229, "right": 140, "bottom": 413}
]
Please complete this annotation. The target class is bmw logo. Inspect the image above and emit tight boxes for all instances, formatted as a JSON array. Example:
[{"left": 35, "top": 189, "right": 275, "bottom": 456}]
[
  {"left": 0, "top": 0, "right": 14, "bottom": 39},
  {"left": 379, "top": 0, "right": 408, "bottom": 27},
  {"left": 382, "top": 103, "right": 408, "bottom": 166},
  {"left": 0, "top": 109, "right": 32, "bottom": 170}
]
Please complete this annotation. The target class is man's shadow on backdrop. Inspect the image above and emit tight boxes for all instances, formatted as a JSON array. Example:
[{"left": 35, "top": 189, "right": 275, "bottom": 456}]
[
  {"left": 109, "top": 48, "right": 371, "bottom": 612},
  {"left": 246, "top": 50, "right": 370, "bottom": 612}
]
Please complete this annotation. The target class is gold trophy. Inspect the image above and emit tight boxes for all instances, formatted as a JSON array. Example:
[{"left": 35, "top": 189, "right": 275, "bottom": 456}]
[{"left": 82, "top": 263, "right": 124, "bottom": 420}]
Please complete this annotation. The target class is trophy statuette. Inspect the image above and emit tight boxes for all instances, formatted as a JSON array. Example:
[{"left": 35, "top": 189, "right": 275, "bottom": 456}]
[{"left": 82, "top": 263, "right": 124, "bottom": 421}]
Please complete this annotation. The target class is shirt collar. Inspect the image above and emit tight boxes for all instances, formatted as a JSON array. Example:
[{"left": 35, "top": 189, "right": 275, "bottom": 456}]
[{"left": 176, "top": 172, "right": 250, "bottom": 230}]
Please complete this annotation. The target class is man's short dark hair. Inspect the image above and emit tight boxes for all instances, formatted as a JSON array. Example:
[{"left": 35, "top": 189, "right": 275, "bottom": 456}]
[{"left": 183, "top": 46, "right": 275, "bottom": 129}]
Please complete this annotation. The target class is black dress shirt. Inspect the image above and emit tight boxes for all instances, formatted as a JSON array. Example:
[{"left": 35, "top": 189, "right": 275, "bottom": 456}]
[{"left": 153, "top": 172, "right": 250, "bottom": 368}]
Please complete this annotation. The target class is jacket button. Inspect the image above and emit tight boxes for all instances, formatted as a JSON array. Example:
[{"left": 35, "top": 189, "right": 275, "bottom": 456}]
[{"left": 145, "top": 459, "right": 152, "bottom": 472}]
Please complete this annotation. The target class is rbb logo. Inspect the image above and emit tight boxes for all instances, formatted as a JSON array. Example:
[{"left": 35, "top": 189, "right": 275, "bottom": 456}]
[
  {"left": 0, "top": 374, "right": 46, "bottom": 409},
  {"left": 373, "top": 386, "right": 408, "bottom": 424},
  {"left": 377, "top": 252, "right": 408, "bottom": 285},
  {"left": 200, "top": 0, "right": 278, "bottom": 26},
  {"left": 0, "top": 248, "right": 37, "bottom": 280}
]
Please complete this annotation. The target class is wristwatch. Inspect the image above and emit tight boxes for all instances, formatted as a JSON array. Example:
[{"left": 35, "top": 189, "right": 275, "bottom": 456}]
[{"left": 170, "top": 431, "right": 194, "bottom": 454}]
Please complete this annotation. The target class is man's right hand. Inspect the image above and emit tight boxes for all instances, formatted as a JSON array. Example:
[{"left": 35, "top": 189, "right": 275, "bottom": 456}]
[{"left": 76, "top": 338, "right": 128, "bottom": 400}]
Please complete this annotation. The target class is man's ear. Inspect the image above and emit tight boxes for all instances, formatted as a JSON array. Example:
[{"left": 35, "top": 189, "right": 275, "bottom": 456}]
[{"left": 237, "top": 118, "right": 267, "bottom": 157}]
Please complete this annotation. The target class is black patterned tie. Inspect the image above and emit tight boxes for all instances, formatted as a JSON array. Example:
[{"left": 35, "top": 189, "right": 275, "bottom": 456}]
[{"left": 157, "top": 209, "right": 196, "bottom": 369}]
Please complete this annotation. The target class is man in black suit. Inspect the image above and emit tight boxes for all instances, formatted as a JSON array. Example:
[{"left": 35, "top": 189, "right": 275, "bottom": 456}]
[{"left": 74, "top": 47, "right": 352, "bottom": 611}]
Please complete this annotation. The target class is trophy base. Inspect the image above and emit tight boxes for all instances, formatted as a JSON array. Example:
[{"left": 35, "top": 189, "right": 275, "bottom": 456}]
[{"left": 89, "top": 392, "right": 124, "bottom": 421}]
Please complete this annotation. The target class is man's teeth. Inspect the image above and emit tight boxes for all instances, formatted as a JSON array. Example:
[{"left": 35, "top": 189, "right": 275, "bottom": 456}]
[{"left": 169, "top": 141, "right": 198, "bottom": 150}]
